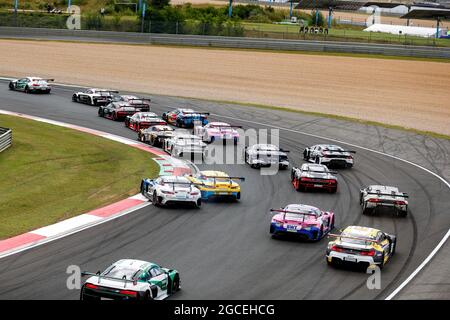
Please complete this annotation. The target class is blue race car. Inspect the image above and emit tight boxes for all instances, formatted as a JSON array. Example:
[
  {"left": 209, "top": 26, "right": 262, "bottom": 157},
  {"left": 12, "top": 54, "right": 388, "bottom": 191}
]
[{"left": 162, "top": 108, "right": 209, "bottom": 128}]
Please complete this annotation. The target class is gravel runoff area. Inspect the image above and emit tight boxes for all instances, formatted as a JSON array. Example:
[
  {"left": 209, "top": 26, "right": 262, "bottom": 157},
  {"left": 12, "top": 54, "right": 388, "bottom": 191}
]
[{"left": 0, "top": 39, "right": 449, "bottom": 136}]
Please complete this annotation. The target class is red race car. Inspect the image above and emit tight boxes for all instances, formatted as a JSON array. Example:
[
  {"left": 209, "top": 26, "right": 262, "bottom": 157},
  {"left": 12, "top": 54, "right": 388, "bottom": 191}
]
[
  {"left": 291, "top": 163, "right": 338, "bottom": 193},
  {"left": 124, "top": 112, "right": 167, "bottom": 132}
]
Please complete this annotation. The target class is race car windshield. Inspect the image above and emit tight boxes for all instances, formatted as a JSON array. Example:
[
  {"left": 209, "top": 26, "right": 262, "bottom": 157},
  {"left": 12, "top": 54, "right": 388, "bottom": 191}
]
[
  {"left": 141, "top": 116, "right": 159, "bottom": 121},
  {"left": 284, "top": 207, "right": 320, "bottom": 219},
  {"left": 102, "top": 266, "right": 142, "bottom": 280},
  {"left": 285, "top": 212, "right": 316, "bottom": 220},
  {"left": 178, "top": 138, "right": 201, "bottom": 144},
  {"left": 340, "top": 233, "right": 374, "bottom": 245}
]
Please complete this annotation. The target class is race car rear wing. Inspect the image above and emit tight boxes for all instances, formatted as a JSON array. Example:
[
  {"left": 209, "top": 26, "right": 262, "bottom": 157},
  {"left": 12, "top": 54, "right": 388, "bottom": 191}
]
[
  {"left": 162, "top": 181, "right": 206, "bottom": 190},
  {"left": 81, "top": 271, "right": 139, "bottom": 287},
  {"left": 293, "top": 167, "right": 338, "bottom": 174},
  {"left": 323, "top": 149, "right": 356, "bottom": 153},
  {"left": 209, "top": 125, "right": 243, "bottom": 129},
  {"left": 365, "top": 192, "right": 408, "bottom": 198},
  {"left": 182, "top": 112, "right": 210, "bottom": 116},
  {"left": 328, "top": 233, "right": 381, "bottom": 244},
  {"left": 200, "top": 176, "right": 245, "bottom": 185},
  {"left": 128, "top": 98, "right": 151, "bottom": 105},
  {"left": 97, "top": 90, "right": 119, "bottom": 96},
  {"left": 270, "top": 208, "right": 317, "bottom": 222}
]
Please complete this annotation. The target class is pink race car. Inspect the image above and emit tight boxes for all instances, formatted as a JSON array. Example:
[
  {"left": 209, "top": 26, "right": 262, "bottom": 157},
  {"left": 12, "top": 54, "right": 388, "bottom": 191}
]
[
  {"left": 269, "top": 204, "right": 335, "bottom": 241},
  {"left": 194, "top": 122, "right": 241, "bottom": 144}
]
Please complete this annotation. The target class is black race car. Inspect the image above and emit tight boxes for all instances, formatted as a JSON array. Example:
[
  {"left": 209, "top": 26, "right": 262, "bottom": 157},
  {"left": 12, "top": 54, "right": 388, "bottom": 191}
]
[{"left": 98, "top": 99, "right": 150, "bottom": 121}]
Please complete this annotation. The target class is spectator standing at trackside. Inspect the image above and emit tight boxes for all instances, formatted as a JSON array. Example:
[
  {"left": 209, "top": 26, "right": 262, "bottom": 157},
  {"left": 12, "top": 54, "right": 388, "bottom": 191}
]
[
  {"left": 46, "top": 2, "right": 52, "bottom": 13},
  {"left": 100, "top": 7, "right": 106, "bottom": 17}
]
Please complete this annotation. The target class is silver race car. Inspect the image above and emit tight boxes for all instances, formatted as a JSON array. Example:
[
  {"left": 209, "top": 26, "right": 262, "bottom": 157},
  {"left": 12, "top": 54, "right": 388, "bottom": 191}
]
[
  {"left": 138, "top": 125, "right": 175, "bottom": 147},
  {"left": 163, "top": 133, "right": 207, "bottom": 159},
  {"left": 360, "top": 185, "right": 409, "bottom": 217},
  {"left": 303, "top": 144, "right": 355, "bottom": 168},
  {"left": 140, "top": 175, "right": 202, "bottom": 208},
  {"left": 9, "top": 77, "right": 53, "bottom": 93},
  {"left": 245, "top": 144, "right": 289, "bottom": 169},
  {"left": 72, "top": 88, "right": 119, "bottom": 106}
]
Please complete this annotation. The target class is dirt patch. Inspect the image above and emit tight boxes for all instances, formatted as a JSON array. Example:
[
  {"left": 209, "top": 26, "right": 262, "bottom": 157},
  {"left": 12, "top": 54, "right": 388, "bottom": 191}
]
[{"left": 0, "top": 39, "right": 449, "bottom": 135}]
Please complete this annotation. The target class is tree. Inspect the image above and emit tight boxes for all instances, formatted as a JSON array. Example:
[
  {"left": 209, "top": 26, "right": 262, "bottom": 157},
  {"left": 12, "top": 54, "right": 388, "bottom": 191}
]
[{"left": 150, "top": 0, "right": 170, "bottom": 9}]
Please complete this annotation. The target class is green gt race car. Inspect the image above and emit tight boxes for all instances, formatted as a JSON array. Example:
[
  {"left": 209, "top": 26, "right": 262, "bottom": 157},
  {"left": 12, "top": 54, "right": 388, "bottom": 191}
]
[{"left": 80, "top": 259, "right": 180, "bottom": 300}]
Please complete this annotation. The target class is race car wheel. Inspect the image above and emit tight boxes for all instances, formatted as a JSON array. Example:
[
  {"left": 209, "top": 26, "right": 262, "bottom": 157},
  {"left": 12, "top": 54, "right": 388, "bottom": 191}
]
[
  {"left": 318, "top": 226, "right": 324, "bottom": 240},
  {"left": 379, "top": 253, "right": 385, "bottom": 270},
  {"left": 91, "top": 98, "right": 95, "bottom": 106},
  {"left": 234, "top": 138, "right": 238, "bottom": 145},
  {"left": 98, "top": 108, "right": 103, "bottom": 117},
  {"left": 329, "top": 186, "right": 337, "bottom": 194},
  {"left": 195, "top": 199, "right": 202, "bottom": 208},
  {"left": 315, "top": 157, "right": 320, "bottom": 164},
  {"left": 149, "top": 136, "right": 156, "bottom": 146},
  {"left": 152, "top": 192, "right": 161, "bottom": 207},
  {"left": 269, "top": 225, "right": 275, "bottom": 234},
  {"left": 171, "top": 275, "right": 180, "bottom": 294},
  {"left": 303, "top": 149, "right": 309, "bottom": 160},
  {"left": 24, "top": 86, "right": 30, "bottom": 94},
  {"left": 329, "top": 217, "right": 335, "bottom": 230},
  {"left": 80, "top": 285, "right": 100, "bottom": 301},
  {"left": 72, "top": 94, "right": 78, "bottom": 102},
  {"left": 236, "top": 192, "right": 241, "bottom": 200},
  {"left": 362, "top": 203, "right": 373, "bottom": 215},
  {"left": 112, "top": 112, "right": 118, "bottom": 121},
  {"left": 140, "top": 134, "right": 146, "bottom": 143},
  {"left": 397, "top": 207, "right": 408, "bottom": 218},
  {"left": 143, "top": 290, "right": 152, "bottom": 301},
  {"left": 8, "top": 82, "right": 14, "bottom": 90}
]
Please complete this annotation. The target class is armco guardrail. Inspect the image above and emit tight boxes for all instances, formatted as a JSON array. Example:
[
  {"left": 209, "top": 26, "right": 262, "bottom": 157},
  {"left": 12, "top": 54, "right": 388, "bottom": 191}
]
[
  {"left": 0, "top": 127, "right": 12, "bottom": 153},
  {"left": 0, "top": 27, "right": 449, "bottom": 59}
]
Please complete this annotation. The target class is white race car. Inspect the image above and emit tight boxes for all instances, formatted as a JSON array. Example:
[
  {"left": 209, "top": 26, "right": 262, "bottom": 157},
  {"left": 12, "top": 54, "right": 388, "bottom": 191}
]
[
  {"left": 163, "top": 133, "right": 207, "bottom": 158},
  {"left": 360, "top": 185, "right": 409, "bottom": 217},
  {"left": 80, "top": 259, "right": 180, "bottom": 300},
  {"left": 72, "top": 88, "right": 119, "bottom": 106},
  {"left": 303, "top": 144, "right": 355, "bottom": 168},
  {"left": 245, "top": 144, "right": 289, "bottom": 169},
  {"left": 140, "top": 175, "right": 202, "bottom": 207},
  {"left": 193, "top": 122, "right": 240, "bottom": 144},
  {"left": 9, "top": 77, "right": 53, "bottom": 93}
]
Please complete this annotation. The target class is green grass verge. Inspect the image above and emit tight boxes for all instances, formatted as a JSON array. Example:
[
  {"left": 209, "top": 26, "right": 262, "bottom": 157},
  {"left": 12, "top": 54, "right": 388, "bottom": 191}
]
[
  {"left": 0, "top": 115, "right": 158, "bottom": 239},
  {"left": 243, "top": 22, "right": 450, "bottom": 48}
]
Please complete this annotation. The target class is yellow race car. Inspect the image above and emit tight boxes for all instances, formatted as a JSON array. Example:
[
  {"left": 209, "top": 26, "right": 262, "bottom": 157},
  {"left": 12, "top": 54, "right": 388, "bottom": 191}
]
[
  {"left": 326, "top": 226, "right": 397, "bottom": 270},
  {"left": 186, "top": 171, "right": 244, "bottom": 201}
]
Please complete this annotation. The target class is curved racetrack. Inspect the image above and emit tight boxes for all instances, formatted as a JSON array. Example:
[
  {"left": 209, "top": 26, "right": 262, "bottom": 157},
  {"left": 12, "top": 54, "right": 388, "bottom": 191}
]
[{"left": 0, "top": 80, "right": 449, "bottom": 300}]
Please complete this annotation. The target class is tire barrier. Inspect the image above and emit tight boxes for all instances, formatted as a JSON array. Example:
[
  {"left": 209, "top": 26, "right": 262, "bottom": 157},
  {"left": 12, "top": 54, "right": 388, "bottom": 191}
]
[{"left": 0, "top": 127, "right": 12, "bottom": 153}]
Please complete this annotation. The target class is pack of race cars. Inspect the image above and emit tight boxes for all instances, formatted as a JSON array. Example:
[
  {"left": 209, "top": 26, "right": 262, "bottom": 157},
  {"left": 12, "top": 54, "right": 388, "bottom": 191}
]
[{"left": 9, "top": 79, "right": 411, "bottom": 299}]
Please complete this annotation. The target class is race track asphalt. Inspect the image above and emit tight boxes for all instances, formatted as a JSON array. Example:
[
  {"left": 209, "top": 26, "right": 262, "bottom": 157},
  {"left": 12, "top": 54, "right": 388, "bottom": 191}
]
[{"left": 0, "top": 80, "right": 449, "bottom": 300}]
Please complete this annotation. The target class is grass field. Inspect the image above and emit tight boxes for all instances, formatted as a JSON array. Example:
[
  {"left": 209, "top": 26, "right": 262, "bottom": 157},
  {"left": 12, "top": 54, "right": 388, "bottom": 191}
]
[
  {"left": 0, "top": 115, "right": 158, "bottom": 239},
  {"left": 243, "top": 22, "right": 450, "bottom": 47}
]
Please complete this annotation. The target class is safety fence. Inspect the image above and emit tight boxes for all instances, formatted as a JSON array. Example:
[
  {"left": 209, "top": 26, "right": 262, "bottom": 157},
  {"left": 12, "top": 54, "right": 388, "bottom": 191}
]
[
  {"left": 1, "top": 27, "right": 449, "bottom": 59},
  {"left": 0, "top": 127, "right": 12, "bottom": 153}
]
